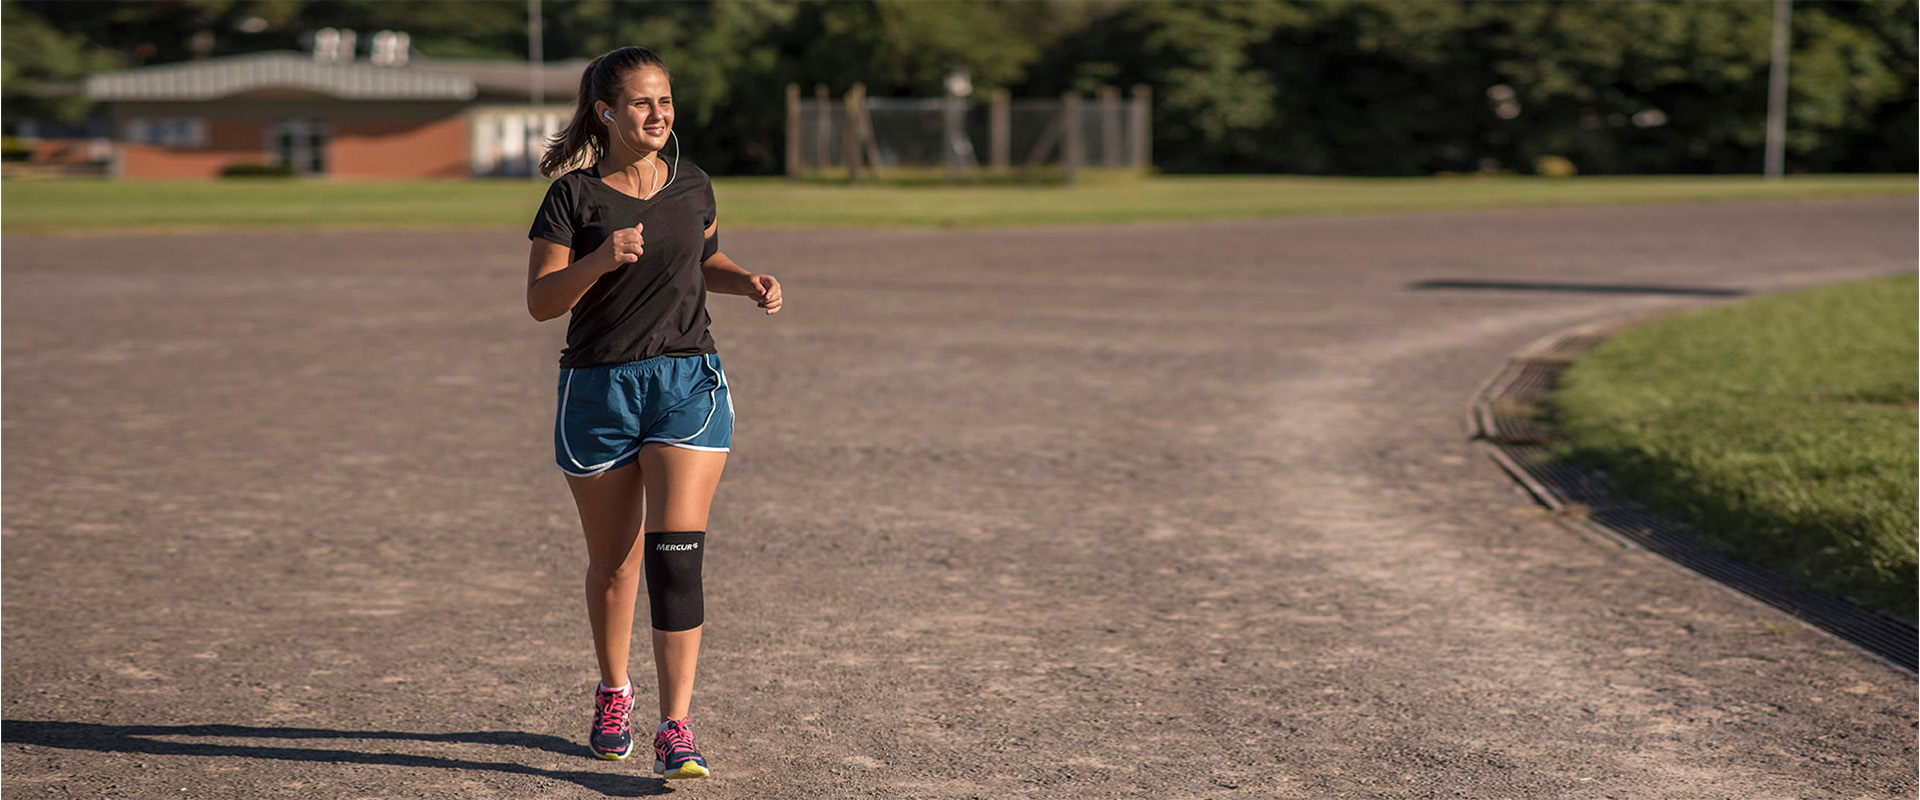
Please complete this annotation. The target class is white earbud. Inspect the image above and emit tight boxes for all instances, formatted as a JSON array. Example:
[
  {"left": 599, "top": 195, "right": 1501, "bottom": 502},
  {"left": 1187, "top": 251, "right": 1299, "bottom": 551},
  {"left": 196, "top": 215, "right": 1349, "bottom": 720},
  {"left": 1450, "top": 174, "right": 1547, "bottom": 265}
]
[{"left": 603, "top": 110, "right": 614, "bottom": 122}]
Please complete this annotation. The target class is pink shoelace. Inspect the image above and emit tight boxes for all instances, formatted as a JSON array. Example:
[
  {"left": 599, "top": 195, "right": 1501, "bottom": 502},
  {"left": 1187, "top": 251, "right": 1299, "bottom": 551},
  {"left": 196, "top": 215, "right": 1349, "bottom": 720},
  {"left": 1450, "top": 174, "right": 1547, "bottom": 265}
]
[
  {"left": 594, "top": 688, "right": 633, "bottom": 735},
  {"left": 657, "top": 718, "right": 698, "bottom": 758}
]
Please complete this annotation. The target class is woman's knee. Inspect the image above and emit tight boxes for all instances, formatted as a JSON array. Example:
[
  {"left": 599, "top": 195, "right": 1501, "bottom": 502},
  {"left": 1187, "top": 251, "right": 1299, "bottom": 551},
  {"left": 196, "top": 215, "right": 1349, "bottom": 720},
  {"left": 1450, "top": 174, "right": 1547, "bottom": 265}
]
[{"left": 585, "top": 558, "right": 644, "bottom": 588}]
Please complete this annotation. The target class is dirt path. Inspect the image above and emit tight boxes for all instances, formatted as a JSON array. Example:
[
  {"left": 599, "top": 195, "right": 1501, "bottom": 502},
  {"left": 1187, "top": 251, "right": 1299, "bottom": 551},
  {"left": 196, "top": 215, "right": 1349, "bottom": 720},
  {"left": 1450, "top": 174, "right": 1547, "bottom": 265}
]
[{"left": 4, "top": 198, "right": 1914, "bottom": 799}]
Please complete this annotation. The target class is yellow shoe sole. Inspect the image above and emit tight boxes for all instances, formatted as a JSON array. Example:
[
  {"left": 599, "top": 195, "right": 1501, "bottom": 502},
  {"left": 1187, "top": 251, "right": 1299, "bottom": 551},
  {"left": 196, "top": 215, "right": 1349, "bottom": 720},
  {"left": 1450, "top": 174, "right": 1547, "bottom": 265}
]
[{"left": 658, "top": 760, "right": 710, "bottom": 780}]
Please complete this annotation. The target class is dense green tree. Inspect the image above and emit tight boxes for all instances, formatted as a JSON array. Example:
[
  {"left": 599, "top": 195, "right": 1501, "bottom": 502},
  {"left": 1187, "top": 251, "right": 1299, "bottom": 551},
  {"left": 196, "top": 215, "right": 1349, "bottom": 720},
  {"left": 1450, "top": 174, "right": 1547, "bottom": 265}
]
[
  {"left": 3, "top": 0, "right": 1911, "bottom": 174},
  {"left": 545, "top": 1, "right": 802, "bottom": 174},
  {"left": 11, "top": 0, "right": 528, "bottom": 63},
  {"left": 1029, "top": 1, "right": 1301, "bottom": 172},
  {"left": 1462, "top": 0, "right": 1912, "bottom": 174},
  {"left": 1258, "top": 1, "right": 1506, "bottom": 174},
  {"left": 1034, "top": 0, "right": 1916, "bottom": 175},
  {"left": 551, "top": 0, "right": 1053, "bottom": 173},
  {"left": 2, "top": 1, "right": 125, "bottom": 125},
  {"left": 789, "top": 1, "right": 1039, "bottom": 97},
  {"left": 1788, "top": 0, "right": 1916, "bottom": 173}
]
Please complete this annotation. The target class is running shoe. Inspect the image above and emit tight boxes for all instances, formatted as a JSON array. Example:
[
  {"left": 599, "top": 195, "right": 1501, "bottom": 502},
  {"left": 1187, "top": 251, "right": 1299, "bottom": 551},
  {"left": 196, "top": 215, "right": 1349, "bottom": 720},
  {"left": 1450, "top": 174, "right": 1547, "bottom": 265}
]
[
  {"left": 652, "top": 717, "right": 709, "bottom": 779},
  {"left": 590, "top": 684, "right": 635, "bottom": 760}
]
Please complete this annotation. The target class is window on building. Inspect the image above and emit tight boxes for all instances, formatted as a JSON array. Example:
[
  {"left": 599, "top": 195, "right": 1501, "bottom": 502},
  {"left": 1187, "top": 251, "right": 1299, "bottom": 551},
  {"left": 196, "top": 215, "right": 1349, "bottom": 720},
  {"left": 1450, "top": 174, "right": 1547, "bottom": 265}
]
[
  {"left": 129, "top": 118, "right": 208, "bottom": 147},
  {"left": 267, "top": 119, "right": 331, "bottom": 175}
]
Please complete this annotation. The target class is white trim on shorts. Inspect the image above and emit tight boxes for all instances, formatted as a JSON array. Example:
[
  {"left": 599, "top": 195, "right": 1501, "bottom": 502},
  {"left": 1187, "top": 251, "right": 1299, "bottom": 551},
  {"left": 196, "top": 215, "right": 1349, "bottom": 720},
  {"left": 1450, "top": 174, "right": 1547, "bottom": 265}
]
[
  {"left": 558, "top": 368, "right": 644, "bottom": 476},
  {"left": 640, "top": 354, "right": 729, "bottom": 449},
  {"left": 653, "top": 442, "right": 730, "bottom": 453},
  {"left": 557, "top": 459, "right": 633, "bottom": 477}
]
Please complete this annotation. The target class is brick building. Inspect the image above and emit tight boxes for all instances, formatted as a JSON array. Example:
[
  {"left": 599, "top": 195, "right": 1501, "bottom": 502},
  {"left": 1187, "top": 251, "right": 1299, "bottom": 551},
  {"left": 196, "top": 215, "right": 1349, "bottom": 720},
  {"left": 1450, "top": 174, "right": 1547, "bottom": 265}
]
[{"left": 83, "top": 51, "right": 585, "bottom": 180}]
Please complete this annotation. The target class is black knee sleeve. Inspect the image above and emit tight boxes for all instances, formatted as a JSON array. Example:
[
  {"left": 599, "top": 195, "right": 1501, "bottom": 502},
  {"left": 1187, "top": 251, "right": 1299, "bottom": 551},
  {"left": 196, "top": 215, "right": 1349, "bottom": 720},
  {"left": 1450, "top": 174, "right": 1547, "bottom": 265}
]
[{"left": 643, "top": 531, "right": 705, "bottom": 631}]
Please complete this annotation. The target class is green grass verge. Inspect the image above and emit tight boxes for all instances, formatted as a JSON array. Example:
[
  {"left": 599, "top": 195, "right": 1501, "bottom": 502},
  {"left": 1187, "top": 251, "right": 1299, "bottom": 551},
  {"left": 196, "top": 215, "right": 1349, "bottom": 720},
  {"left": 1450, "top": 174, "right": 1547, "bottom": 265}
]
[
  {"left": 2, "top": 173, "right": 1911, "bottom": 234},
  {"left": 1552, "top": 273, "right": 1918, "bottom": 621}
]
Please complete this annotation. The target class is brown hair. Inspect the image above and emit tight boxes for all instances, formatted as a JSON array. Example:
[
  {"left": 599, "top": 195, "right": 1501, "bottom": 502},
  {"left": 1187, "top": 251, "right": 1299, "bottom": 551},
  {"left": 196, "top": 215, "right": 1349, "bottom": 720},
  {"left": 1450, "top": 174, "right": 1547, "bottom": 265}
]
[{"left": 540, "top": 46, "right": 672, "bottom": 178}]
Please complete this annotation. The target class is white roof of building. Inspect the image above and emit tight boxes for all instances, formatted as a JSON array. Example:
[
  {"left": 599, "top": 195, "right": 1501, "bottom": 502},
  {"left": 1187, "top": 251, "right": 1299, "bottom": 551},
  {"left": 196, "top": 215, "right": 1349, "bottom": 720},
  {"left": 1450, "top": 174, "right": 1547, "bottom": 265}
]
[
  {"left": 415, "top": 58, "right": 590, "bottom": 100},
  {"left": 84, "top": 51, "right": 487, "bottom": 102}
]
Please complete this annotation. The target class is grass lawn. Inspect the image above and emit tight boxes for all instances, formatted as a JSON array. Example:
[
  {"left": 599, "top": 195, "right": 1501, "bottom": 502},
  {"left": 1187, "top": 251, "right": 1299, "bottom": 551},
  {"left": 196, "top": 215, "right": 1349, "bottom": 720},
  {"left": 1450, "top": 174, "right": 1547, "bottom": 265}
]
[
  {"left": 2, "top": 173, "right": 1911, "bottom": 234},
  {"left": 1553, "top": 273, "right": 1919, "bottom": 622}
]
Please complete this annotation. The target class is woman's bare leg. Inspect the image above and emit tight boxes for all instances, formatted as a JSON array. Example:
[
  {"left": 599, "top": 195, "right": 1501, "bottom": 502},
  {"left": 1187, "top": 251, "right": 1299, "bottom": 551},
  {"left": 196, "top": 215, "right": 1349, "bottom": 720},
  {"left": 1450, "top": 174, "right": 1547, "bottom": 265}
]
[
  {"left": 638, "top": 443, "right": 728, "bottom": 722},
  {"left": 565, "top": 462, "right": 648, "bottom": 689}
]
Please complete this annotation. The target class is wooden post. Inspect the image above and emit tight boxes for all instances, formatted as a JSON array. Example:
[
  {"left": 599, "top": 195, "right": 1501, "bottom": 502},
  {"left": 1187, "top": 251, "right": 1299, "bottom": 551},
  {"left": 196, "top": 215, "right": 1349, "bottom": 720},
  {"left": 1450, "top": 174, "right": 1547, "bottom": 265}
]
[
  {"left": 844, "top": 83, "right": 865, "bottom": 182},
  {"left": 814, "top": 84, "right": 831, "bottom": 171},
  {"left": 1061, "top": 91, "right": 1082, "bottom": 184},
  {"left": 1024, "top": 116, "right": 1060, "bottom": 168},
  {"left": 1099, "top": 86, "right": 1121, "bottom": 168},
  {"left": 1130, "top": 84, "right": 1152, "bottom": 170},
  {"left": 989, "top": 89, "right": 1010, "bottom": 170},
  {"left": 785, "top": 83, "right": 802, "bottom": 179}
]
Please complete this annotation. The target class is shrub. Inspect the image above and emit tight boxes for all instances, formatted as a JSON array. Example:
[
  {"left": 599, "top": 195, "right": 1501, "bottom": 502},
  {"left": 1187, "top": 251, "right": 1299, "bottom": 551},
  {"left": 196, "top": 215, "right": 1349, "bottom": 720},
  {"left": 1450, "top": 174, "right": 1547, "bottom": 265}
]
[
  {"left": 1533, "top": 155, "right": 1578, "bottom": 178},
  {"left": 219, "top": 161, "right": 296, "bottom": 178},
  {"left": 1, "top": 137, "right": 34, "bottom": 162}
]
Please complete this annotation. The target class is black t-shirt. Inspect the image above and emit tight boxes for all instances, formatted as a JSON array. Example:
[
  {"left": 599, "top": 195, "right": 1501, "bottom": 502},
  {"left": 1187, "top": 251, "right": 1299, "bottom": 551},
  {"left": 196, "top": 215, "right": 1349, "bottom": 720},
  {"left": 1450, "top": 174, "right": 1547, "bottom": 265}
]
[{"left": 528, "top": 162, "right": 721, "bottom": 368}]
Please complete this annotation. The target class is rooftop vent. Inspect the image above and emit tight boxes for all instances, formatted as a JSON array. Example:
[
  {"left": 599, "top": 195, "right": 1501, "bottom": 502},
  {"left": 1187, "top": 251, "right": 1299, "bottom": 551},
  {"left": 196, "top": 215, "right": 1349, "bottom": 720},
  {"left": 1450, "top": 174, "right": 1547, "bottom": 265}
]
[
  {"left": 370, "top": 31, "right": 411, "bottom": 67},
  {"left": 313, "top": 28, "right": 356, "bottom": 63}
]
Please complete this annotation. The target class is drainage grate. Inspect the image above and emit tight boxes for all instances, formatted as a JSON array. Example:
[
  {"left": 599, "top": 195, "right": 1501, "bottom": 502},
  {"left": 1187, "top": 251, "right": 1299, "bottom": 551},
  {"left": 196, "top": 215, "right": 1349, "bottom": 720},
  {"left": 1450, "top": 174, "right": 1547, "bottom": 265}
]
[
  {"left": 1502, "top": 444, "right": 1616, "bottom": 506},
  {"left": 1556, "top": 334, "right": 1609, "bottom": 353},
  {"left": 1485, "top": 414, "right": 1554, "bottom": 445},
  {"left": 1480, "top": 362, "right": 1560, "bottom": 445},
  {"left": 1473, "top": 321, "right": 1918, "bottom": 674},
  {"left": 1588, "top": 507, "right": 1720, "bottom": 554},
  {"left": 1501, "top": 361, "right": 1564, "bottom": 406}
]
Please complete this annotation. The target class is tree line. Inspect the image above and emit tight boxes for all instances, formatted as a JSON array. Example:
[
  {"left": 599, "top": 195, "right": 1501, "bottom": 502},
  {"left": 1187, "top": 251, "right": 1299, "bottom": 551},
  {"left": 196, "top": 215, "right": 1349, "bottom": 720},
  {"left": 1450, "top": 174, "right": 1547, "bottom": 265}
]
[{"left": 4, "top": 0, "right": 1913, "bottom": 176}]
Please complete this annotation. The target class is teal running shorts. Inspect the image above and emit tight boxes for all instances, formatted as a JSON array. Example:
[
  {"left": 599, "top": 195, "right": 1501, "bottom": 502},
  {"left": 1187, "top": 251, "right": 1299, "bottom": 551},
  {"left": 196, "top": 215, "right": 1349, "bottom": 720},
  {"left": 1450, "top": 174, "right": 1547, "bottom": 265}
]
[{"left": 554, "top": 353, "right": 733, "bottom": 476}]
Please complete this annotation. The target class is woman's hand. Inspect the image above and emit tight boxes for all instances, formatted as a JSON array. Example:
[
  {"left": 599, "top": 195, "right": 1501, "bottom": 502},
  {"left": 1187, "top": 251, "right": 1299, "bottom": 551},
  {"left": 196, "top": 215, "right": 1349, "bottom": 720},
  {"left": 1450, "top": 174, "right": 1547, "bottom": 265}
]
[
  {"left": 748, "top": 273, "right": 782, "bottom": 315},
  {"left": 699, "top": 252, "right": 780, "bottom": 314},
  {"left": 593, "top": 224, "right": 645, "bottom": 271}
]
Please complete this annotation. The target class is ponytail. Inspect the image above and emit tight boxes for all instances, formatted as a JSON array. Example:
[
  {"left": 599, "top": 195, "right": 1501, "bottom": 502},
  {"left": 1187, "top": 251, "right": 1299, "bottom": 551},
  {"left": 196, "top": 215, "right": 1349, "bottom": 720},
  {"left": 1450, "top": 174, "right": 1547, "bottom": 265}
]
[{"left": 540, "top": 47, "right": 672, "bottom": 178}]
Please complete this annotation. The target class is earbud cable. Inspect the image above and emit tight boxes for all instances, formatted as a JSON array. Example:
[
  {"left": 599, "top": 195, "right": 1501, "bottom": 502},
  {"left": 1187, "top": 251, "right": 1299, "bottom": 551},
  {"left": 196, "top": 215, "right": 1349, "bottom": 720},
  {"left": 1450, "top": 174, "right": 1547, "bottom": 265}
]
[{"left": 606, "top": 112, "right": 679, "bottom": 200}]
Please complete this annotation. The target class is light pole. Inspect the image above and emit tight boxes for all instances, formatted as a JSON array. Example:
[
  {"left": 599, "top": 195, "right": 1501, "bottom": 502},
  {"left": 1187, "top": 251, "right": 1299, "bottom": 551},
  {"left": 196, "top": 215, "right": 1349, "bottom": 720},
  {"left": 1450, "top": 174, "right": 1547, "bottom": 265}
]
[
  {"left": 1764, "top": 0, "right": 1790, "bottom": 179},
  {"left": 529, "top": 0, "right": 544, "bottom": 176}
]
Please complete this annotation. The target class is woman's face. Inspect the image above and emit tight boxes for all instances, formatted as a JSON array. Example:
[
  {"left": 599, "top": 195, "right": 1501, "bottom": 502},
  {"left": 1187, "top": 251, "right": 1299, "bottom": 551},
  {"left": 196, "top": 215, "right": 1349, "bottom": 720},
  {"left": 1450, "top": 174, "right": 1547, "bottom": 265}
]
[{"left": 603, "top": 67, "right": 673, "bottom": 155}]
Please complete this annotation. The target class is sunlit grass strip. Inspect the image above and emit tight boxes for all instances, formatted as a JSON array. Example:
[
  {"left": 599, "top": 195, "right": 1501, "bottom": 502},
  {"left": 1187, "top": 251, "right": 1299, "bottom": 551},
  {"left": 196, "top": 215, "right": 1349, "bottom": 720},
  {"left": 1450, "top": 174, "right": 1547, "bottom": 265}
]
[
  {"left": 1553, "top": 273, "right": 1918, "bottom": 621},
  {"left": 1, "top": 173, "right": 1911, "bottom": 234}
]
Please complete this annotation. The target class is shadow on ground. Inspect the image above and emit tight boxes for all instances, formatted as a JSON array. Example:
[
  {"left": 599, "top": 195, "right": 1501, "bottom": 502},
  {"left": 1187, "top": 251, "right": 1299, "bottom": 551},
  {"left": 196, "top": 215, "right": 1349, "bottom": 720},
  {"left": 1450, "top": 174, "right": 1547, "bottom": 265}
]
[
  {"left": 1410, "top": 279, "right": 1748, "bottom": 296},
  {"left": 1, "top": 720, "right": 671, "bottom": 797}
]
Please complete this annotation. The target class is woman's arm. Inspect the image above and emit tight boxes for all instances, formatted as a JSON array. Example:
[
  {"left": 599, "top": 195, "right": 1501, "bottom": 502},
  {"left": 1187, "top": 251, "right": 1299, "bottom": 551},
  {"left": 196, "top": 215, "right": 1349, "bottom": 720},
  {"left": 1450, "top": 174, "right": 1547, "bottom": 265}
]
[
  {"left": 700, "top": 222, "right": 782, "bottom": 314},
  {"left": 526, "top": 226, "right": 644, "bottom": 322}
]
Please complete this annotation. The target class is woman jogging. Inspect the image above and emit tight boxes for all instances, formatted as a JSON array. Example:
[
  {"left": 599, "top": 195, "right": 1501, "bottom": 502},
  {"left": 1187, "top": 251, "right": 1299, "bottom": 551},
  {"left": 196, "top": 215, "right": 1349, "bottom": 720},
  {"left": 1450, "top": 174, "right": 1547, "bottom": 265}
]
[{"left": 525, "top": 46, "right": 781, "bottom": 780}]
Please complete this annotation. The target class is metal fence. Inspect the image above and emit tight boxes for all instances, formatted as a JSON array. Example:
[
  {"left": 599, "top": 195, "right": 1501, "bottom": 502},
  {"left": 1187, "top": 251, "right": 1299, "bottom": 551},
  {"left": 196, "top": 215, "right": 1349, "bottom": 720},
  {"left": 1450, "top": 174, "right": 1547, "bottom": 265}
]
[{"left": 788, "top": 86, "right": 1150, "bottom": 179}]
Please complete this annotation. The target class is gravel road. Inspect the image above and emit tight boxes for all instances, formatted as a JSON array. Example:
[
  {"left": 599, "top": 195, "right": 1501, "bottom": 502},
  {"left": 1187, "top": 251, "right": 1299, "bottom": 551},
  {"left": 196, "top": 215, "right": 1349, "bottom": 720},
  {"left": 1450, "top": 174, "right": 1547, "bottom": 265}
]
[{"left": 4, "top": 197, "right": 1914, "bottom": 799}]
